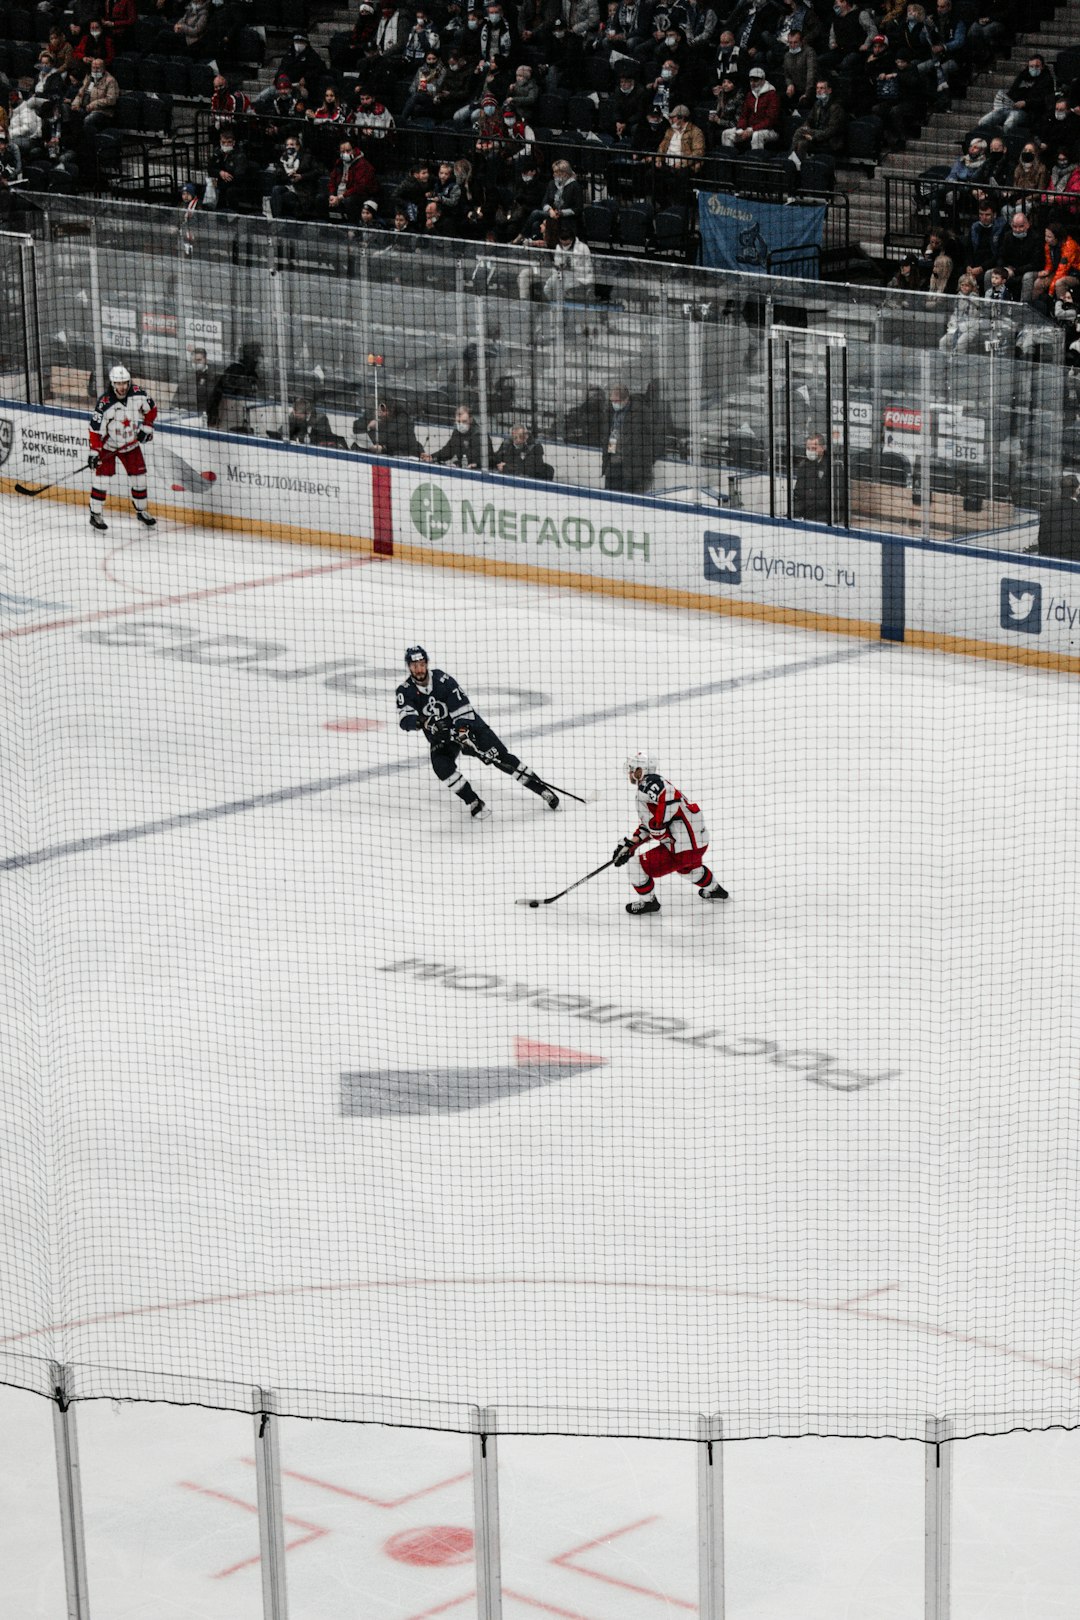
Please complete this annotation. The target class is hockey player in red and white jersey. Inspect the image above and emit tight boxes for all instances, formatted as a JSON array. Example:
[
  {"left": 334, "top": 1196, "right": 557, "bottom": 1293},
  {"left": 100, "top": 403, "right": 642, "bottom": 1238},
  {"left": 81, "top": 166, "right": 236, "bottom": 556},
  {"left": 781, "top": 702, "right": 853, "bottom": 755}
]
[
  {"left": 612, "top": 751, "right": 729, "bottom": 915},
  {"left": 87, "top": 364, "right": 158, "bottom": 532}
]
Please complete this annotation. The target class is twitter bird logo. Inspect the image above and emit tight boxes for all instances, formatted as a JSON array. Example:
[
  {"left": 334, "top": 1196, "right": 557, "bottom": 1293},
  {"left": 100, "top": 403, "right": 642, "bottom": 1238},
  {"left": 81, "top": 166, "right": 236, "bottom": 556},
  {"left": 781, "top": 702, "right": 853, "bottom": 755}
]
[{"left": 1000, "top": 579, "right": 1042, "bottom": 633}]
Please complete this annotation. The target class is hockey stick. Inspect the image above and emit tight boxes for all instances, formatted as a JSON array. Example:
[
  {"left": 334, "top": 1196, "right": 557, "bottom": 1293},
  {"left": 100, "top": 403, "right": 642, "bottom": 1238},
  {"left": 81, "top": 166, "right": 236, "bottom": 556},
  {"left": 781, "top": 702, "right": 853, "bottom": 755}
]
[
  {"left": 14, "top": 463, "right": 88, "bottom": 498},
  {"left": 516, "top": 858, "right": 615, "bottom": 908},
  {"left": 456, "top": 735, "right": 597, "bottom": 804}
]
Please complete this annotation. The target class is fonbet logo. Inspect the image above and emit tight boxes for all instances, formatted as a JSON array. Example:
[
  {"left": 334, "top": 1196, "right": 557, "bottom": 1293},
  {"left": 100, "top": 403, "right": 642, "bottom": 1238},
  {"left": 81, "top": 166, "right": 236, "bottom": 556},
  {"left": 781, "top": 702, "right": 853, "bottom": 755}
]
[
  {"left": 703, "top": 530, "right": 742, "bottom": 586},
  {"left": 999, "top": 578, "right": 1042, "bottom": 634},
  {"left": 410, "top": 482, "right": 453, "bottom": 541},
  {"left": 0, "top": 419, "right": 12, "bottom": 468}
]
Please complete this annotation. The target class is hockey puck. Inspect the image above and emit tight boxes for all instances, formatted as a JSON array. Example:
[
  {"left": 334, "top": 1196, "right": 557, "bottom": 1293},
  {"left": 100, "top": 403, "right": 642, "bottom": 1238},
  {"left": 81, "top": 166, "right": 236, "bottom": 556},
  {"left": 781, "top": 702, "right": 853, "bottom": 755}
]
[{"left": 527, "top": 900, "right": 540, "bottom": 908}]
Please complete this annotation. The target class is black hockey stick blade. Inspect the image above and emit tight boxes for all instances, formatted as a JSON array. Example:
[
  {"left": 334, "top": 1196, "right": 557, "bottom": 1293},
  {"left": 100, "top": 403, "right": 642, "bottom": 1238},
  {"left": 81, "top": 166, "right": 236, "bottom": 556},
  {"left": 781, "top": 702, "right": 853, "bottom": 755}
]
[
  {"left": 516, "top": 858, "right": 615, "bottom": 908},
  {"left": 15, "top": 464, "right": 87, "bottom": 497}
]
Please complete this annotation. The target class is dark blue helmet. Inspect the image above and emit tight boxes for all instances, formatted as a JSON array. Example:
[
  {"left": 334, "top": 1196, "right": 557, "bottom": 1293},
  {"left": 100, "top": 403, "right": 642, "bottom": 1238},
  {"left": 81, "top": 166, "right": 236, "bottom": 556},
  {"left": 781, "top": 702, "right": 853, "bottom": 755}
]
[{"left": 405, "top": 645, "right": 429, "bottom": 666}]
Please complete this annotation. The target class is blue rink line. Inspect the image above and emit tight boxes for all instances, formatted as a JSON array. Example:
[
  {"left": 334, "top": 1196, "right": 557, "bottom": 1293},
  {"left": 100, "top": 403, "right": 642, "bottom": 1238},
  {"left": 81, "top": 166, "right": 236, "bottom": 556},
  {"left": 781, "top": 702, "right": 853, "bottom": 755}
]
[{"left": 0, "top": 643, "right": 873, "bottom": 872}]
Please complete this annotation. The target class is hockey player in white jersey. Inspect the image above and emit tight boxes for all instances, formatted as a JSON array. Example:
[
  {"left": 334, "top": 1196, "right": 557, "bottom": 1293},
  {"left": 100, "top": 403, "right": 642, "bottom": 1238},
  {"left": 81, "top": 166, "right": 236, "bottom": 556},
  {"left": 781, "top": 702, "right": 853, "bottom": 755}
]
[
  {"left": 87, "top": 364, "right": 158, "bottom": 532},
  {"left": 612, "top": 751, "right": 729, "bottom": 915}
]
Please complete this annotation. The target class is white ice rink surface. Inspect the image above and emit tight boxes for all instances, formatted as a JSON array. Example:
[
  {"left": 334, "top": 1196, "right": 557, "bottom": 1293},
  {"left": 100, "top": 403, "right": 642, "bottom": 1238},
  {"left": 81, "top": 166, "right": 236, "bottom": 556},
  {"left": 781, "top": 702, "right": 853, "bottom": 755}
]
[{"left": 2, "top": 504, "right": 1080, "bottom": 1614}]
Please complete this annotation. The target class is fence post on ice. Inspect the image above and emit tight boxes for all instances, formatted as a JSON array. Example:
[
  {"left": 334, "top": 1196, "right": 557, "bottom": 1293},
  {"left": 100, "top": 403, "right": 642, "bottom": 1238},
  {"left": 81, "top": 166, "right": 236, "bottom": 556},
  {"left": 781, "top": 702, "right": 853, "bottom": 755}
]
[
  {"left": 253, "top": 1387, "right": 290, "bottom": 1620},
  {"left": 925, "top": 1416, "right": 952, "bottom": 1620},
  {"left": 472, "top": 1406, "right": 503, "bottom": 1620},
  {"left": 697, "top": 1414, "right": 725, "bottom": 1620},
  {"left": 51, "top": 1362, "right": 91, "bottom": 1620}
]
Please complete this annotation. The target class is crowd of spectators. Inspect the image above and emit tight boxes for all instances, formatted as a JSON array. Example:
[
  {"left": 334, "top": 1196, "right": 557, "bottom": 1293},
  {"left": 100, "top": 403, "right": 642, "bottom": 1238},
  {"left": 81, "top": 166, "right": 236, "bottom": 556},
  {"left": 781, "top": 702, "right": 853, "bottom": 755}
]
[
  {"left": 882, "top": 60, "right": 1080, "bottom": 369},
  {"left": 0, "top": 0, "right": 1038, "bottom": 244}
]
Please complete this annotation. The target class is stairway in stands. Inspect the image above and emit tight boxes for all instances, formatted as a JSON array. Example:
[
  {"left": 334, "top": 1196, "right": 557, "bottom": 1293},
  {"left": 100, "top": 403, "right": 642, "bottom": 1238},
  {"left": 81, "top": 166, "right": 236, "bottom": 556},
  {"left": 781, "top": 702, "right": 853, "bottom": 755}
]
[{"left": 843, "top": 0, "right": 1080, "bottom": 258}]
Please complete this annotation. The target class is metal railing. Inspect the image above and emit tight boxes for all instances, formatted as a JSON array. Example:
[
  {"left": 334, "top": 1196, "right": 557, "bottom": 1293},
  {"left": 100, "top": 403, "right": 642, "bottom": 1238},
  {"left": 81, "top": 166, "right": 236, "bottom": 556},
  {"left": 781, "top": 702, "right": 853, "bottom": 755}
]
[
  {"left": 187, "top": 108, "right": 852, "bottom": 268},
  {"left": 884, "top": 173, "right": 1080, "bottom": 255}
]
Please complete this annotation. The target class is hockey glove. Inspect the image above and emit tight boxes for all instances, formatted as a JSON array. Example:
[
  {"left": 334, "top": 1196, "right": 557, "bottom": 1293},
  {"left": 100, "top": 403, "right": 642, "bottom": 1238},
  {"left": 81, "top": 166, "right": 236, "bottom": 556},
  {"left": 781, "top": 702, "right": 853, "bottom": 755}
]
[
  {"left": 137, "top": 428, "right": 153, "bottom": 444},
  {"left": 87, "top": 452, "right": 99, "bottom": 470},
  {"left": 612, "top": 837, "right": 638, "bottom": 868},
  {"left": 423, "top": 716, "right": 452, "bottom": 747}
]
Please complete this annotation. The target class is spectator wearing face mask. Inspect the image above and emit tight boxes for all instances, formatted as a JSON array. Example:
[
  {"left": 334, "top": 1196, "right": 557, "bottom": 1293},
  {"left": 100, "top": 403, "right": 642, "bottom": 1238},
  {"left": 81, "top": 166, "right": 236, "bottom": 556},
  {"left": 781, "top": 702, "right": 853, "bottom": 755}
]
[
  {"left": 404, "top": 9, "right": 442, "bottom": 68},
  {"left": 1037, "top": 97, "right": 1080, "bottom": 159},
  {"left": 68, "top": 58, "right": 119, "bottom": 136},
  {"left": 278, "top": 34, "right": 329, "bottom": 95},
  {"left": 327, "top": 138, "right": 378, "bottom": 221},
  {"left": 721, "top": 65, "right": 779, "bottom": 148},
  {"left": 74, "top": 20, "right": 115, "bottom": 68},
  {"left": 266, "top": 134, "right": 320, "bottom": 218},
  {"left": 978, "top": 54, "right": 1056, "bottom": 135},
  {"left": 792, "top": 431, "right": 831, "bottom": 521},
  {"left": 790, "top": 76, "right": 847, "bottom": 161},
  {"left": 992, "top": 213, "right": 1041, "bottom": 301},
  {"left": 172, "top": 0, "right": 211, "bottom": 53},
  {"left": 1013, "top": 143, "right": 1049, "bottom": 196},
  {"left": 176, "top": 345, "right": 213, "bottom": 415},
  {"left": 819, "top": 0, "right": 872, "bottom": 79},
  {"left": 602, "top": 383, "right": 655, "bottom": 493},
  {"left": 494, "top": 423, "right": 553, "bottom": 478},
  {"left": 205, "top": 129, "right": 251, "bottom": 209},
  {"left": 1050, "top": 150, "right": 1080, "bottom": 215},
  {"left": 425, "top": 404, "right": 489, "bottom": 468},
  {"left": 210, "top": 74, "right": 251, "bottom": 128},
  {"left": 781, "top": 31, "right": 818, "bottom": 111}
]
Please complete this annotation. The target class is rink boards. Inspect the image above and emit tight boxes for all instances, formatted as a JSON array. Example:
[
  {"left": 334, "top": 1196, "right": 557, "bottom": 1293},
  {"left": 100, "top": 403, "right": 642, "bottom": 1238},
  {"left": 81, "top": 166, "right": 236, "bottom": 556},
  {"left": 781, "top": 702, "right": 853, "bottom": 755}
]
[{"left": 3, "top": 401, "right": 1079, "bottom": 674}]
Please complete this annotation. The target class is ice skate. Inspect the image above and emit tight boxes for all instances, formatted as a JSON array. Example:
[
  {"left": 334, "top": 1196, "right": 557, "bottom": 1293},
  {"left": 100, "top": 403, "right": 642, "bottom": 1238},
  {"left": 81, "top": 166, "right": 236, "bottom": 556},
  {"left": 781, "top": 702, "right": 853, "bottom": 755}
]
[
  {"left": 626, "top": 895, "right": 661, "bottom": 915},
  {"left": 698, "top": 881, "right": 729, "bottom": 901},
  {"left": 89, "top": 513, "right": 108, "bottom": 532},
  {"left": 134, "top": 509, "right": 157, "bottom": 527}
]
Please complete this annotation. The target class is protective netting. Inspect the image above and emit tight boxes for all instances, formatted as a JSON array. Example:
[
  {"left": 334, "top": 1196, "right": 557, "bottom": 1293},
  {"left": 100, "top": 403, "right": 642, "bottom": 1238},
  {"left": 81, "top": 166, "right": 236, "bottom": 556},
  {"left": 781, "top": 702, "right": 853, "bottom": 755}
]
[{"left": 1, "top": 198, "right": 1078, "bottom": 1441}]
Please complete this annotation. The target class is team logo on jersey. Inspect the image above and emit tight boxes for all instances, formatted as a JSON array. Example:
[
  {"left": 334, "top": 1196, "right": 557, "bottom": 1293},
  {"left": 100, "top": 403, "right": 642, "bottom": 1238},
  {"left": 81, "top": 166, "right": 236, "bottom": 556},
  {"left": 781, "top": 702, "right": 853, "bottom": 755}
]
[
  {"left": 410, "top": 483, "right": 453, "bottom": 541},
  {"left": 999, "top": 578, "right": 1042, "bottom": 634},
  {"left": 703, "top": 530, "right": 742, "bottom": 586},
  {"left": 0, "top": 419, "right": 12, "bottom": 468}
]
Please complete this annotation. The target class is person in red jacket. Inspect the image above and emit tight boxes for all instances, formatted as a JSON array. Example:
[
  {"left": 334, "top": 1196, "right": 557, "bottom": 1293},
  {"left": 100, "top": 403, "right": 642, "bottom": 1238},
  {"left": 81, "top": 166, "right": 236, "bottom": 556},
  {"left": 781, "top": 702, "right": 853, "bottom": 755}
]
[
  {"left": 73, "top": 20, "right": 115, "bottom": 68},
  {"left": 720, "top": 65, "right": 781, "bottom": 150},
  {"left": 327, "top": 138, "right": 378, "bottom": 222}
]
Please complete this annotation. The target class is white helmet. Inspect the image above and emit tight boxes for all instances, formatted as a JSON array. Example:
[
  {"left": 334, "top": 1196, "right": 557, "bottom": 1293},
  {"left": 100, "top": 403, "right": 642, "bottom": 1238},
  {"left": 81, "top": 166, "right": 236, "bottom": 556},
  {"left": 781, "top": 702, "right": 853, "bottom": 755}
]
[
  {"left": 625, "top": 750, "right": 658, "bottom": 784},
  {"left": 108, "top": 364, "right": 131, "bottom": 389}
]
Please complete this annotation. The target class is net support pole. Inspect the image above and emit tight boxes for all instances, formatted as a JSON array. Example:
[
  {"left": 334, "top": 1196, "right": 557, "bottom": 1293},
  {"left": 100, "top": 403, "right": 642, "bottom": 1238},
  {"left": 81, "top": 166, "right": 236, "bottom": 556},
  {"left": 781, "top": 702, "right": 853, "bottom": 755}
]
[
  {"left": 87, "top": 222, "right": 105, "bottom": 400},
  {"left": 475, "top": 293, "right": 492, "bottom": 477},
  {"left": 924, "top": 1418, "right": 952, "bottom": 1620},
  {"left": 253, "top": 1389, "right": 290, "bottom": 1620},
  {"left": 268, "top": 267, "right": 290, "bottom": 445},
  {"left": 687, "top": 311, "right": 704, "bottom": 502},
  {"left": 697, "top": 1415, "right": 725, "bottom": 1620},
  {"left": 50, "top": 1363, "right": 91, "bottom": 1620},
  {"left": 472, "top": 1407, "right": 502, "bottom": 1620}
]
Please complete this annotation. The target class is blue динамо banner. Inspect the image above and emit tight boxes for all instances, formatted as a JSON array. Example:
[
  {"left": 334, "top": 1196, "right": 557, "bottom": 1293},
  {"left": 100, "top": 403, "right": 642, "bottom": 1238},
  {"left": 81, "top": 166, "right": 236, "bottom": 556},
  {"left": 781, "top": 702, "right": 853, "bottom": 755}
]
[{"left": 697, "top": 190, "right": 827, "bottom": 278}]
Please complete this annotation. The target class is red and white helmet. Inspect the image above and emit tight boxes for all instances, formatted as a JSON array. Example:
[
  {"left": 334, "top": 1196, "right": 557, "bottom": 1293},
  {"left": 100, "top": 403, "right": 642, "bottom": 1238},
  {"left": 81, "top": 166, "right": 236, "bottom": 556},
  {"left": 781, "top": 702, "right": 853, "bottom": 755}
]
[{"left": 625, "top": 750, "right": 658, "bottom": 785}]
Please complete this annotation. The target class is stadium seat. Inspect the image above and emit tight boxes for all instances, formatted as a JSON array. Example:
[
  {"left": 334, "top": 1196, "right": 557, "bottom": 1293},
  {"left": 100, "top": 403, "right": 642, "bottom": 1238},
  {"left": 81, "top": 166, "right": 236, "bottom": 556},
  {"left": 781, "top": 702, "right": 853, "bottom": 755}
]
[
  {"left": 6, "top": 8, "right": 32, "bottom": 41},
  {"left": 141, "top": 93, "right": 174, "bottom": 134},
  {"left": 618, "top": 200, "right": 653, "bottom": 249},
  {"left": 652, "top": 205, "right": 689, "bottom": 257},
  {"left": 567, "top": 94, "right": 596, "bottom": 132},
  {"left": 536, "top": 91, "right": 569, "bottom": 129},
  {"left": 161, "top": 58, "right": 191, "bottom": 96},
  {"left": 114, "top": 93, "right": 142, "bottom": 131},
  {"left": 112, "top": 57, "right": 137, "bottom": 89},
  {"left": 135, "top": 56, "right": 167, "bottom": 93},
  {"left": 846, "top": 115, "right": 884, "bottom": 167},
  {"left": 799, "top": 155, "right": 835, "bottom": 195},
  {"left": 188, "top": 62, "right": 216, "bottom": 97},
  {"left": 582, "top": 197, "right": 619, "bottom": 248}
]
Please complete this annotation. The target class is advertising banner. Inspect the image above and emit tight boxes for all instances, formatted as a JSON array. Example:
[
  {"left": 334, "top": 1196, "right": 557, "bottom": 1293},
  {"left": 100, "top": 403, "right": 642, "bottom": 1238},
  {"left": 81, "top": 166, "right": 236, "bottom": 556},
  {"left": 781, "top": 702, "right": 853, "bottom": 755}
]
[{"left": 905, "top": 545, "right": 1080, "bottom": 662}]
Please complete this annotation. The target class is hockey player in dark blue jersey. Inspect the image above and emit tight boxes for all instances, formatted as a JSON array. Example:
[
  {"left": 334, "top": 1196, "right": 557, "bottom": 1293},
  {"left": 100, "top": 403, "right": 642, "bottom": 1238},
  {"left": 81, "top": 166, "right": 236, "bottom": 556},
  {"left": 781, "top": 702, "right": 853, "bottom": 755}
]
[{"left": 396, "top": 646, "right": 560, "bottom": 821}]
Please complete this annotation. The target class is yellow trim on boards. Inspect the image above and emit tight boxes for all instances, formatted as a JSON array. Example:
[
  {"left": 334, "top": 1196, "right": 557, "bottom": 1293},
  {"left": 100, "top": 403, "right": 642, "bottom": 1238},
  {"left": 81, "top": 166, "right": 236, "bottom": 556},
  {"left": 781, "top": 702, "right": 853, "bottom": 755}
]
[{"left": 5, "top": 480, "right": 1079, "bottom": 675}]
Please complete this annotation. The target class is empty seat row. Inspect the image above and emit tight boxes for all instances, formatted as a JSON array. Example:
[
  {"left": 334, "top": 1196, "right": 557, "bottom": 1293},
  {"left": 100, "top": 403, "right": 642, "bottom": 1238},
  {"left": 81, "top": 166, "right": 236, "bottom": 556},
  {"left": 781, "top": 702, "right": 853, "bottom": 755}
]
[{"left": 581, "top": 199, "right": 691, "bottom": 256}]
